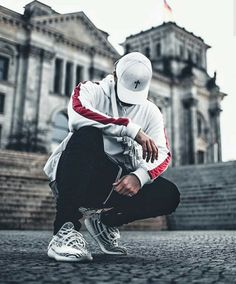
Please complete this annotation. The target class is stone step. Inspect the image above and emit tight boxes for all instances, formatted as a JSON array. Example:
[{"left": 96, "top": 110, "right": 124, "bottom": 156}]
[
  {"left": 0, "top": 199, "right": 53, "bottom": 208},
  {"left": 181, "top": 193, "right": 236, "bottom": 204},
  {"left": 0, "top": 183, "right": 48, "bottom": 191},
  {"left": 0, "top": 189, "right": 50, "bottom": 196},
  {"left": 0, "top": 177, "right": 47, "bottom": 185},
  {"left": 0, "top": 192, "right": 55, "bottom": 204},
  {"left": 178, "top": 187, "right": 236, "bottom": 196},
  {"left": 0, "top": 219, "right": 53, "bottom": 229},
  {"left": 172, "top": 212, "right": 236, "bottom": 220},
  {"left": 0, "top": 210, "right": 55, "bottom": 219}
]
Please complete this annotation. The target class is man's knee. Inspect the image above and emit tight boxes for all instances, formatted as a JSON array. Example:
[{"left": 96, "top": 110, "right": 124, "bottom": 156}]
[
  {"left": 65, "top": 126, "right": 104, "bottom": 160},
  {"left": 165, "top": 181, "right": 181, "bottom": 214},
  {"left": 70, "top": 127, "right": 103, "bottom": 148},
  {"left": 74, "top": 126, "right": 102, "bottom": 141}
]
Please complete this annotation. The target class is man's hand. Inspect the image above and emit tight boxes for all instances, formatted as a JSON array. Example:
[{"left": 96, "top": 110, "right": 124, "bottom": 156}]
[
  {"left": 113, "top": 175, "right": 141, "bottom": 197},
  {"left": 135, "top": 129, "right": 158, "bottom": 163}
]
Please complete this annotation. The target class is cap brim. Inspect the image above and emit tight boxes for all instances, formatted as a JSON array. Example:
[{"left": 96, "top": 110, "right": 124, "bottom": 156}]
[{"left": 117, "top": 81, "right": 149, "bottom": 105}]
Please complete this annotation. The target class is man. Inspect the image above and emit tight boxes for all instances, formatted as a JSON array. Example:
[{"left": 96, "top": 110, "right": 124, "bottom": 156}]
[{"left": 44, "top": 52, "right": 180, "bottom": 262}]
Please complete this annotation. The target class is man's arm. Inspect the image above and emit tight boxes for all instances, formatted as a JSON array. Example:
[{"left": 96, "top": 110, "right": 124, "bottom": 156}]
[
  {"left": 114, "top": 104, "right": 171, "bottom": 196},
  {"left": 132, "top": 105, "right": 171, "bottom": 187},
  {"left": 68, "top": 81, "right": 140, "bottom": 139}
]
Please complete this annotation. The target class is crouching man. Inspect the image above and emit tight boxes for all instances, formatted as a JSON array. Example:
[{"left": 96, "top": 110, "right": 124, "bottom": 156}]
[{"left": 44, "top": 52, "right": 180, "bottom": 262}]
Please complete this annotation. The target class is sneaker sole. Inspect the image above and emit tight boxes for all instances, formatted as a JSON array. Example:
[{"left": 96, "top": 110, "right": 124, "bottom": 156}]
[
  {"left": 84, "top": 218, "right": 126, "bottom": 255},
  {"left": 48, "top": 247, "right": 93, "bottom": 262}
]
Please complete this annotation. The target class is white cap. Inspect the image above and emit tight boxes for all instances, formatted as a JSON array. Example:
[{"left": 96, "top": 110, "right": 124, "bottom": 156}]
[{"left": 115, "top": 52, "right": 152, "bottom": 105}]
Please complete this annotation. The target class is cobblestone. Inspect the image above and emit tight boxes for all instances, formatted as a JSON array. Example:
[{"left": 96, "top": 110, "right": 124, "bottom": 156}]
[{"left": 0, "top": 231, "right": 236, "bottom": 283}]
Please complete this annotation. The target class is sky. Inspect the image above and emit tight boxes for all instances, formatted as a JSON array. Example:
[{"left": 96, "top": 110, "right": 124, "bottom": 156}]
[{"left": 1, "top": 0, "right": 236, "bottom": 161}]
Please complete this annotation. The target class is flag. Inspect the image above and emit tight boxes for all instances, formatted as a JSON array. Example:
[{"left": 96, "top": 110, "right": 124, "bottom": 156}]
[
  {"left": 163, "top": 0, "right": 173, "bottom": 22},
  {"left": 163, "top": 0, "right": 172, "bottom": 13}
]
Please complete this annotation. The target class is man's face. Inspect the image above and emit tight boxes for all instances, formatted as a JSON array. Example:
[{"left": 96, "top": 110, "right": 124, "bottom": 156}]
[{"left": 113, "top": 71, "right": 133, "bottom": 107}]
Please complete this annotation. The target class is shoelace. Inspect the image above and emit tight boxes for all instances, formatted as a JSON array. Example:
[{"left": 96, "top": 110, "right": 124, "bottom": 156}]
[
  {"left": 93, "top": 227, "right": 120, "bottom": 246},
  {"left": 91, "top": 213, "right": 120, "bottom": 246},
  {"left": 62, "top": 230, "right": 87, "bottom": 249},
  {"left": 53, "top": 226, "right": 87, "bottom": 250}
]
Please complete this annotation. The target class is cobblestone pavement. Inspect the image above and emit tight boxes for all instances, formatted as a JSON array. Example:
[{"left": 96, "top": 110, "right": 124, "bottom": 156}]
[{"left": 0, "top": 230, "right": 236, "bottom": 284}]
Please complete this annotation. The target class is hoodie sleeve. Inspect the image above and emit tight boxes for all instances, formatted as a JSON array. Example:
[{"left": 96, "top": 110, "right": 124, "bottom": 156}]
[
  {"left": 68, "top": 81, "right": 141, "bottom": 139},
  {"left": 131, "top": 103, "right": 171, "bottom": 187}
]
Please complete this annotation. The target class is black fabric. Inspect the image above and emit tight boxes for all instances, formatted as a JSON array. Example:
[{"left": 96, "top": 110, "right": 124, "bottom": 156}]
[{"left": 54, "top": 126, "right": 180, "bottom": 234}]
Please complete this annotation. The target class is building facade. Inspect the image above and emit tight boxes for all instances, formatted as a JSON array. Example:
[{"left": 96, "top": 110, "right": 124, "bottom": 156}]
[
  {"left": 0, "top": 1, "right": 226, "bottom": 165},
  {"left": 0, "top": 1, "right": 119, "bottom": 152},
  {"left": 122, "top": 22, "right": 226, "bottom": 166}
]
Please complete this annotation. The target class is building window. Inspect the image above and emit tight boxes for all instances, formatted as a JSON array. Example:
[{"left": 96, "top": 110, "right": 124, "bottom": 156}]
[
  {"left": 51, "top": 111, "right": 69, "bottom": 145},
  {"left": 53, "top": 58, "right": 63, "bottom": 94},
  {"left": 0, "top": 93, "right": 5, "bottom": 114},
  {"left": 156, "top": 43, "right": 161, "bottom": 57},
  {"left": 196, "top": 53, "right": 202, "bottom": 67},
  {"left": 0, "top": 55, "right": 9, "bottom": 81},
  {"left": 197, "top": 150, "right": 205, "bottom": 164},
  {"left": 145, "top": 47, "right": 150, "bottom": 58},
  {"left": 65, "top": 62, "right": 73, "bottom": 96},
  {"left": 179, "top": 45, "right": 184, "bottom": 58},
  {"left": 187, "top": 50, "right": 192, "bottom": 62},
  {"left": 197, "top": 113, "right": 206, "bottom": 138},
  {"left": 76, "top": 65, "right": 83, "bottom": 85},
  {"left": 197, "top": 117, "right": 202, "bottom": 137}
]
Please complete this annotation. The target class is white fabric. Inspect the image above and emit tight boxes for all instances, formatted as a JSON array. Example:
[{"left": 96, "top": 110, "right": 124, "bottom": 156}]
[
  {"left": 44, "top": 75, "right": 170, "bottom": 188},
  {"left": 116, "top": 52, "right": 152, "bottom": 105}
]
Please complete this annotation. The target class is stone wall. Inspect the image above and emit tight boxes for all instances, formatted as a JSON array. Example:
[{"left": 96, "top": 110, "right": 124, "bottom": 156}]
[
  {"left": 164, "top": 161, "right": 236, "bottom": 229},
  {"left": 0, "top": 150, "right": 167, "bottom": 231}
]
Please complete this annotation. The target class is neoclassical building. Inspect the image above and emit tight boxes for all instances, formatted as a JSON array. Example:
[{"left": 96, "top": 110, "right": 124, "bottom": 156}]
[
  {"left": 0, "top": 1, "right": 119, "bottom": 152},
  {"left": 0, "top": 1, "right": 226, "bottom": 165},
  {"left": 122, "top": 22, "right": 226, "bottom": 165}
]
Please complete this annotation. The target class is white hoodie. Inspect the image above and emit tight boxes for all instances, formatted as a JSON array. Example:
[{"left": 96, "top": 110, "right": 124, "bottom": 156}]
[{"left": 44, "top": 75, "right": 171, "bottom": 187}]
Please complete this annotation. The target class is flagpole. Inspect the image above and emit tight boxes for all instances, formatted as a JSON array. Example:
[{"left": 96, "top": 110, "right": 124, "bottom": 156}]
[{"left": 163, "top": 0, "right": 174, "bottom": 23}]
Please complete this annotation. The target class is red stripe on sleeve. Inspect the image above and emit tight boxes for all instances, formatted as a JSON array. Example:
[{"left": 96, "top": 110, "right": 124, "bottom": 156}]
[
  {"left": 148, "top": 128, "right": 171, "bottom": 180},
  {"left": 72, "top": 83, "right": 129, "bottom": 126}
]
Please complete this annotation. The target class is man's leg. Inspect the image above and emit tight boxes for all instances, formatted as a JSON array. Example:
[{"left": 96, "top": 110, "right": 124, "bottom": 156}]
[
  {"left": 54, "top": 126, "right": 120, "bottom": 234},
  {"left": 100, "top": 176, "right": 180, "bottom": 227}
]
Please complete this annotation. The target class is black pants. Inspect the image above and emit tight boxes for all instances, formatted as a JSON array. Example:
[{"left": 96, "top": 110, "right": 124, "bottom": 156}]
[{"left": 54, "top": 127, "right": 180, "bottom": 234}]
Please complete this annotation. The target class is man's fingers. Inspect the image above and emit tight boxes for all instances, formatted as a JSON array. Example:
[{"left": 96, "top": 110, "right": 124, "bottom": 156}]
[
  {"left": 154, "top": 143, "right": 158, "bottom": 160},
  {"left": 142, "top": 143, "right": 147, "bottom": 160},
  {"left": 113, "top": 176, "right": 126, "bottom": 186},
  {"left": 151, "top": 140, "right": 158, "bottom": 162},
  {"left": 115, "top": 185, "right": 128, "bottom": 195},
  {"left": 113, "top": 179, "right": 121, "bottom": 186},
  {"left": 146, "top": 140, "right": 153, "bottom": 162},
  {"left": 114, "top": 182, "right": 124, "bottom": 192}
]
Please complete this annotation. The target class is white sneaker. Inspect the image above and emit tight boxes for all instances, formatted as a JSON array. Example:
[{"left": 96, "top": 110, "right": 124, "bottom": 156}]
[
  {"left": 47, "top": 222, "right": 93, "bottom": 262},
  {"left": 84, "top": 213, "right": 127, "bottom": 255}
]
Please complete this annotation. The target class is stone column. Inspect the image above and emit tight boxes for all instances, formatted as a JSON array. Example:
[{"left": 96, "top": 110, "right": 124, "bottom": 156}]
[
  {"left": 209, "top": 105, "right": 222, "bottom": 162},
  {"left": 61, "top": 59, "right": 66, "bottom": 96},
  {"left": 170, "top": 84, "right": 182, "bottom": 166},
  {"left": 89, "top": 47, "right": 95, "bottom": 80},
  {"left": 163, "top": 97, "right": 172, "bottom": 162},
  {"left": 72, "top": 62, "right": 77, "bottom": 87},
  {"left": 182, "top": 97, "right": 198, "bottom": 164}
]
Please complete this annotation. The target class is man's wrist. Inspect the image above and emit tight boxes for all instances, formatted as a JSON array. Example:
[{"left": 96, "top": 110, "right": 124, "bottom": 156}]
[
  {"left": 130, "top": 168, "right": 151, "bottom": 188},
  {"left": 126, "top": 122, "right": 141, "bottom": 139},
  {"left": 129, "top": 173, "right": 141, "bottom": 188}
]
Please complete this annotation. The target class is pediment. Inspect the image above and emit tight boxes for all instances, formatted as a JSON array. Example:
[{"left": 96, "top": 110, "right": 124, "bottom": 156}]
[{"left": 33, "top": 12, "right": 117, "bottom": 56}]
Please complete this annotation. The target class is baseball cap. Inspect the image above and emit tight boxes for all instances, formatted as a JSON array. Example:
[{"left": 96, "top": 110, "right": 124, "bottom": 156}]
[{"left": 115, "top": 52, "right": 152, "bottom": 105}]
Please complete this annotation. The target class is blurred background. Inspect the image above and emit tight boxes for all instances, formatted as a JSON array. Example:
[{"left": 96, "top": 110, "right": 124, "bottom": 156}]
[{"left": 0, "top": 0, "right": 235, "bottom": 231}]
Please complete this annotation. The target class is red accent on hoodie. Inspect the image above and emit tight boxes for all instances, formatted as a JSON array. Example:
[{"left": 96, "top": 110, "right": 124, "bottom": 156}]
[{"left": 72, "top": 83, "right": 129, "bottom": 126}]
